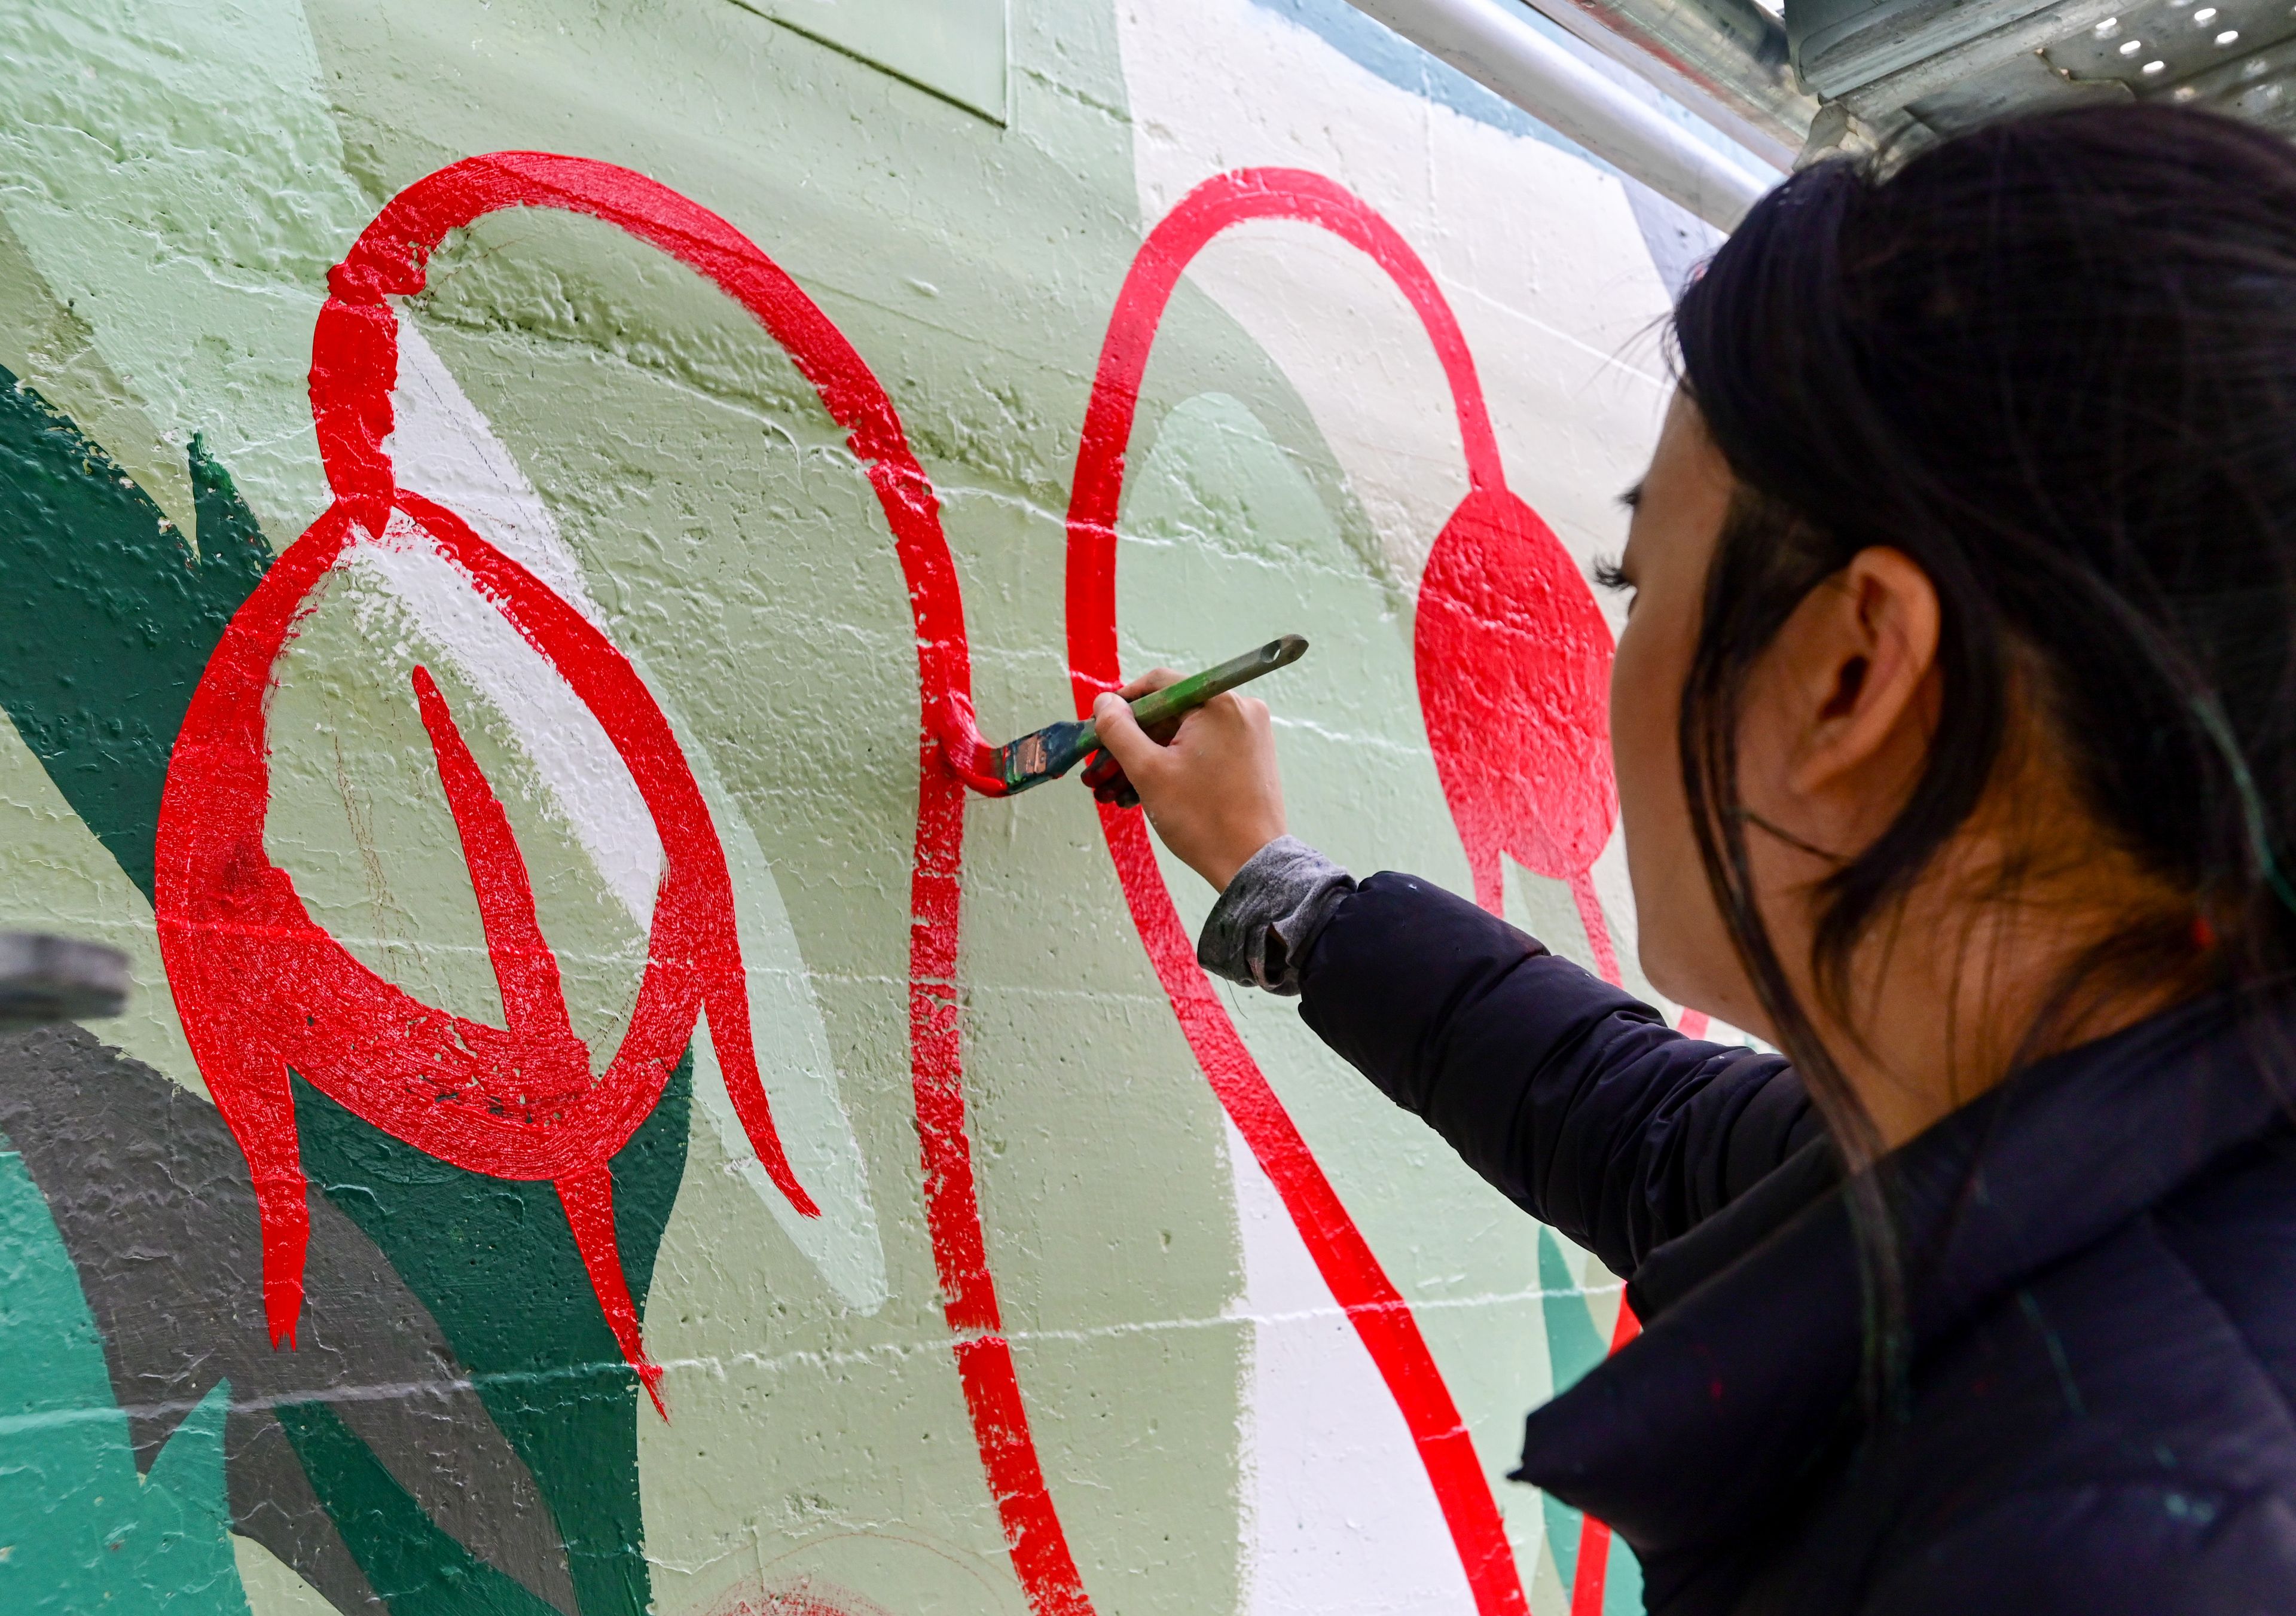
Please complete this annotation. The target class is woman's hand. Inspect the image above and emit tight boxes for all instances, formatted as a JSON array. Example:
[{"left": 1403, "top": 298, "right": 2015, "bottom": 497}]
[{"left": 1091, "top": 670, "right": 1286, "bottom": 891}]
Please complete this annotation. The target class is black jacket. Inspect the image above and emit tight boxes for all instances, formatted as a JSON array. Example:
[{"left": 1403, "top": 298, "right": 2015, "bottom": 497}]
[{"left": 1299, "top": 872, "right": 2296, "bottom": 1614}]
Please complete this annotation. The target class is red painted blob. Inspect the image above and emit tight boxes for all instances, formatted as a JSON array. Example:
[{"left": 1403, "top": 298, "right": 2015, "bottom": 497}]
[
  {"left": 1415, "top": 485, "right": 1620, "bottom": 974},
  {"left": 156, "top": 484, "right": 808, "bottom": 1415}
]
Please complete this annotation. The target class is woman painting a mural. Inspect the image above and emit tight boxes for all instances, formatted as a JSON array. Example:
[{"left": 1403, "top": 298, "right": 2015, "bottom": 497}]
[{"left": 1091, "top": 105, "right": 2296, "bottom": 1609}]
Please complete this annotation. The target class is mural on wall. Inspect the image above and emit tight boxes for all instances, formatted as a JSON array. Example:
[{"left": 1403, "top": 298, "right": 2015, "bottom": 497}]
[{"left": 0, "top": 1, "right": 1713, "bottom": 1615}]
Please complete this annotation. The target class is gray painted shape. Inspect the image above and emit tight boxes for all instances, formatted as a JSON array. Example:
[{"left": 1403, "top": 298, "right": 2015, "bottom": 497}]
[
  {"left": 1623, "top": 179, "right": 1723, "bottom": 301},
  {"left": 0, "top": 1025, "right": 578, "bottom": 1616}
]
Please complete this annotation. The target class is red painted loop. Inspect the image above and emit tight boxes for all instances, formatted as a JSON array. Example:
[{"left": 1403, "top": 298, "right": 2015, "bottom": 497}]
[
  {"left": 303, "top": 152, "right": 993, "bottom": 762},
  {"left": 162, "top": 149, "right": 1095, "bottom": 1616},
  {"left": 1065, "top": 167, "right": 1507, "bottom": 716},
  {"left": 1065, "top": 167, "right": 1541, "bottom": 1616},
  {"left": 1057, "top": 164, "right": 1617, "bottom": 941}
]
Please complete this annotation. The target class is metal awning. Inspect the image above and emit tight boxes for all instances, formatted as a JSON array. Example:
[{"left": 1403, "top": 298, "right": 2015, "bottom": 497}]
[{"left": 1347, "top": 0, "right": 2296, "bottom": 228}]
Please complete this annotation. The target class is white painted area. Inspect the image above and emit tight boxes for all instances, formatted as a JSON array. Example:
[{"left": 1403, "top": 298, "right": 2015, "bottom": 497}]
[
  {"left": 386, "top": 325, "right": 612, "bottom": 641},
  {"left": 1225, "top": 1119, "right": 1483, "bottom": 1616},
  {"left": 368, "top": 323, "right": 889, "bottom": 1313},
  {"left": 0, "top": 0, "right": 376, "bottom": 529},
  {"left": 1116, "top": 0, "right": 1674, "bottom": 590}
]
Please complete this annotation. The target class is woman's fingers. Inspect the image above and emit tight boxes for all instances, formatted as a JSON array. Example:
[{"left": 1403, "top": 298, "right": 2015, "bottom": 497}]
[
  {"left": 1116, "top": 668, "right": 1183, "bottom": 702},
  {"left": 1090, "top": 686, "right": 1285, "bottom": 891},
  {"left": 1092, "top": 691, "right": 1167, "bottom": 782}
]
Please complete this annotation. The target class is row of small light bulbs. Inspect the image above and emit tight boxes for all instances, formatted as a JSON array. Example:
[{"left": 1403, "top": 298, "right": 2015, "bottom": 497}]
[{"left": 2094, "top": 1, "right": 2249, "bottom": 78}]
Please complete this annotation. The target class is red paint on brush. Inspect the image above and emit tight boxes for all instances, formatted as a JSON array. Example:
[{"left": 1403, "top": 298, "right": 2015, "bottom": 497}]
[
  {"left": 155, "top": 153, "right": 1091, "bottom": 1616},
  {"left": 1065, "top": 167, "right": 1541, "bottom": 1616}
]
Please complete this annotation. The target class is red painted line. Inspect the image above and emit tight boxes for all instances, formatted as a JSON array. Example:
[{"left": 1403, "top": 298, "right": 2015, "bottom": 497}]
[
  {"left": 1064, "top": 168, "right": 1537, "bottom": 1616},
  {"left": 560, "top": 1166, "right": 669, "bottom": 1418},
  {"left": 411, "top": 662, "right": 667, "bottom": 1406},
  {"left": 1567, "top": 869, "right": 1622, "bottom": 988},
  {"left": 157, "top": 152, "right": 1090, "bottom": 1616}
]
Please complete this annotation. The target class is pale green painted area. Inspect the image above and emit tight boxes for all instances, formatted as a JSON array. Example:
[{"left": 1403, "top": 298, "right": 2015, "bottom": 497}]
[
  {"left": 0, "top": 1146, "right": 249, "bottom": 1616},
  {"left": 0, "top": 214, "right": 196, "bottom": 536},
  {"left": 735, "top": 0, "right": 1010, "bottom": 123},
  {"left": 0, "top": 0, "right": 376, "bottom": 534},
  {"left": 0, "top": 710, "right": 212, "bottom": 1101}
]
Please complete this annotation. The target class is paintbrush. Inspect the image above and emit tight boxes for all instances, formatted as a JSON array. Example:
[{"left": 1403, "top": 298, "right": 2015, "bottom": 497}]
[{"left": 992, "top": 635, "right": 1308, "bottom": 795}]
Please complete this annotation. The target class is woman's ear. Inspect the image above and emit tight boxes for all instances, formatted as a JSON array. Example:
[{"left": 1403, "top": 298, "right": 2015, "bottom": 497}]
[{"left": 1765, "top": 546, "right": 1942, "bottom": 814}]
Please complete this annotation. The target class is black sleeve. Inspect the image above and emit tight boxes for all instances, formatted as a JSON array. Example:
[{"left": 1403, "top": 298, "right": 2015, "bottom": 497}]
[
  {"left": 1297, "top": 870, "right": 1816, "bottom": 1278},
  {"left": 1860, "top": 1485, "right": 2296, "bottom": 1616}
]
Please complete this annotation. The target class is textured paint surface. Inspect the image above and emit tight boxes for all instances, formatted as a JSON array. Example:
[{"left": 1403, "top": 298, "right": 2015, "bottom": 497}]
[
  {"left": 0, "top": 1, "right": 1722, "bottom": 1612},
  {"left": 0, "top": 1138, "right": 246, "bottom": 1616}
]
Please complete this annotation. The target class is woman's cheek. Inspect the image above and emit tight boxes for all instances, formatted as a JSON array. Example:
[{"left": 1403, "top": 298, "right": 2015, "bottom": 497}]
[
  {"left": 1611, "top": 627, "right": 1678, "bottom": 927},
  {"left": 1610, "top": 606, "right": 1718, "bottom": 1006}
]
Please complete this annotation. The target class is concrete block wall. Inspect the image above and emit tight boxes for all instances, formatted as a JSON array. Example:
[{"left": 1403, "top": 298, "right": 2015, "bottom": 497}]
[{"left": 0, "top": 2, "right": 1721, "bottom": 1612}]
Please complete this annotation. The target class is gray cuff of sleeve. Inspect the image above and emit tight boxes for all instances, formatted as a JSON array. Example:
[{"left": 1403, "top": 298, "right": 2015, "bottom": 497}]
[{"left": 1195, "top": 835, "right": 1355, "bottom": 997}]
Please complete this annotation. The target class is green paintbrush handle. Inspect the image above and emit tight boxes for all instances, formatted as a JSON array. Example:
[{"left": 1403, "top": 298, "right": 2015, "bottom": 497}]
[
  {"left": 990, "top": 635, "right": 1309, "bottom": 794},
  {"left": 1126, "top": 635, "right": 1308, "bottom": 732}
]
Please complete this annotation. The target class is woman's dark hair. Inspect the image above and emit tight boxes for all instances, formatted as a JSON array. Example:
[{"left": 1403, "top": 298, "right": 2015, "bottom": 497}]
[{"left": 1669, "top": 105, "right": 2296, "bottom": 1380}]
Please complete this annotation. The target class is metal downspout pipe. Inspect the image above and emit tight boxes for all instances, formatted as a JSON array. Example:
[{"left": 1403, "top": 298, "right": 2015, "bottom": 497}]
[{"left": 1342, "top": 0, "right": 1784, "bottom": 228}]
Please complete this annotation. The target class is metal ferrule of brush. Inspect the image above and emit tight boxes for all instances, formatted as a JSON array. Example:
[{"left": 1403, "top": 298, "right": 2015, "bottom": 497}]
[
  {"left": 997, "top": 720, "right": 1104, "bottom": 793},
  {"left": 992, "top": 634, "right": 1307, "bottom": 795}
]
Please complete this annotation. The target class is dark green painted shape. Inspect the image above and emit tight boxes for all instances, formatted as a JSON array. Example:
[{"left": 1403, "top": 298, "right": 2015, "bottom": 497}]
[
  {"left": 274, "top": 1400, "right": 563, "bottom": 1616},
  {"left": 295, "top": 1050, "right": 694, "bottom": 1616},
  {"left": 0, "top": 365, "right": 270, "bottom": 901}
]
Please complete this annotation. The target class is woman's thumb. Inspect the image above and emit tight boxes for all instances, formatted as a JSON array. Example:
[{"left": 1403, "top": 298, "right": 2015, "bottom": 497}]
[{"left": 1092, "top": 691, "right": 1162, "bottom": 776}]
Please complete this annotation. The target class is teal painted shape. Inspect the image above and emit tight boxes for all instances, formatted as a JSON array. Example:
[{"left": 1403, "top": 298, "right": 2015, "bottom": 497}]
[
  {"left": 1607, "top": 1532, "right": 1646, "bottom": 1614},
  {"left": 1537, "top": 1226, "right": 1610, "bottom": 1591},
  {"left": 273, "top": 1401, "right": 563, "bottom": 1616},
  {"left": 1535, "top": 1227, "right": 1647, "bottom": 1603},
  {"left": 293, "top": 1049, "right": 695, "bottom": 1616},
  {"left": 0, "top": 1141, "right": 249, "bottom": 1615},
  {"left": 0, "top": 365, "right": 271, "bottom": 900}
]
